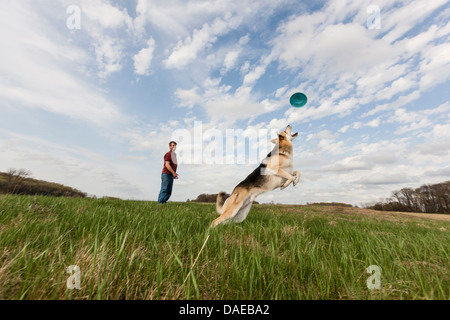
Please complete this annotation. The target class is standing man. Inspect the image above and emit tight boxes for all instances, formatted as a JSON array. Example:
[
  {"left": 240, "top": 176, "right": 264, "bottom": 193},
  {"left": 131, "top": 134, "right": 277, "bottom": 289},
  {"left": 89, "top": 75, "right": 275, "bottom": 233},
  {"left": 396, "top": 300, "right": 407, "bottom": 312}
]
[{"left": 158, "top": 141, "right": 178, "bottom": 204}]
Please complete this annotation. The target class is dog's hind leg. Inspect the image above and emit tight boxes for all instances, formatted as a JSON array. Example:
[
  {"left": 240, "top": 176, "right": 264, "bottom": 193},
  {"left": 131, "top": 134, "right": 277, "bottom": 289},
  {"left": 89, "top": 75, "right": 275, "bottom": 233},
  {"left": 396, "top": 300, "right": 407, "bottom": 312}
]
[
  {"left": 233, "top": 199, "right": 253, "bottom": 223},
  {"left": 211, "top": 191, "right": 246, "bottom": 228}
]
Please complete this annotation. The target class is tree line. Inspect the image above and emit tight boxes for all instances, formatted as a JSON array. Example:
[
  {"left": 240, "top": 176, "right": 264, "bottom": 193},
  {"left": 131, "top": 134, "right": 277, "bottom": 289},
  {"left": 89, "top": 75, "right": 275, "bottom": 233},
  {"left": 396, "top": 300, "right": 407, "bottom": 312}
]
[
  {"left": 307, "top": 202, "right": 354, "bottom": 207},
  {"left": 0, "top": 169, "right": 87, "bottom": 198},
  {"left": 367, "top": 181, "right": 450, "bottom": 214},
  {"left": 188, "top": 193, "right": 259, "bottom": 204},
  {"left": 188, "top": 193, "right": 230, "bottom": 203}
]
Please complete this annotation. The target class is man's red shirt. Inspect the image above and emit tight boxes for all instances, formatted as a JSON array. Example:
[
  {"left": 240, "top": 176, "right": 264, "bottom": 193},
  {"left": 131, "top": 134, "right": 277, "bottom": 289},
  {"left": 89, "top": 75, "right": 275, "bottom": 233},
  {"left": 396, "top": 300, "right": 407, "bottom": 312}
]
[{"left": 162, "top": 150, "right": 177, "bottom": 175}]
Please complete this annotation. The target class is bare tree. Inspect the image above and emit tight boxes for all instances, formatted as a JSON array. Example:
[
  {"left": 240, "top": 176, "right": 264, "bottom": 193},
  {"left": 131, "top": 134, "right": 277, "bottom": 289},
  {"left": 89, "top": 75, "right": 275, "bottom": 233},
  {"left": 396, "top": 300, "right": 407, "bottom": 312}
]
[
  {"left": 5, "top": 168, "right": 32, "bottom": 194},
  {"left": 368, "top": 181, "right": 450, "bottom": 214}
]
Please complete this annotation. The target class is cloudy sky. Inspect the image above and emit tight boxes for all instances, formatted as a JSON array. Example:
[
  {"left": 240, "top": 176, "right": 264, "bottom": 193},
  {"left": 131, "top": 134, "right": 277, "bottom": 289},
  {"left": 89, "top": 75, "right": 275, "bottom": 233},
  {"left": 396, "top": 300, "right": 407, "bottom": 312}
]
[{"left": 1, "top": 0, "right": 449, "bottom": 206}]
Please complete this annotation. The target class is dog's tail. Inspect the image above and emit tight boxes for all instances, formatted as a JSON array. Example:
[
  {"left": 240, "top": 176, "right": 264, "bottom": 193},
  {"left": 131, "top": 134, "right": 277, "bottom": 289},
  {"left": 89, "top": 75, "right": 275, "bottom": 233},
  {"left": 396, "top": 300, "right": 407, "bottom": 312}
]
[{"left": 216, "top": 191, "right": 228, "bottom": 214}]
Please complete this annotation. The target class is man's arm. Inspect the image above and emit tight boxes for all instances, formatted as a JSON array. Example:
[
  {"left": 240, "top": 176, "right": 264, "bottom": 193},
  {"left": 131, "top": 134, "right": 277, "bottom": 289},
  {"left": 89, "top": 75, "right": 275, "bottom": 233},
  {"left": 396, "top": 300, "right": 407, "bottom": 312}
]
[{"left": 165, "top": 161, "right": 178, "bottom": 178}]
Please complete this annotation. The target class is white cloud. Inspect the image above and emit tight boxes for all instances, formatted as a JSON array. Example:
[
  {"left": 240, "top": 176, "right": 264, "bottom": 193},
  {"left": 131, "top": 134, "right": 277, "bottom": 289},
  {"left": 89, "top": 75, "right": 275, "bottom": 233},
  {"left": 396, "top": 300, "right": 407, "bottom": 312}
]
[
  {"left": 93, "top": 37, "right": 124, "bottom": 79},
  {"left": 81, "top": 0, "right": 133, "bottom": 30},
  {"left": 134, "top": 0, "right": 233, "bottom": 37},
  {"left": 134, "top": 0, "right": 291, "bottom": 38},
  {"left": 272, "top": 20, "right": 399, "bottom": 77},
  {"left": 240, "top": 61, "right": 251, "bottom": 74},
  {"left": 418, "top": 41, "right": 450, "bottom": 90},
  {"left": 121, "top": 128, "right": 160, "bottom": 152},
  {"left": 316, "top": 130, "right": 338, "bottom": 140},
  {"left": 425, "top": 166, "right": 450, "bottom": 177},
  {"left": 395, "top": 119, "right": 433, "bottom": 135},
  {"left": 201, "top": 85, "right": 262, "bottom": 124},
  {"left": 426, "top": 124, "right": 450, "bottom": 141},
  {"left": 275, "top": 85, "right": 288, "bottom": 98},
  {"left": 386, "top": 103, "right": 450, "bottom": 135},
  {"left": 353, "top": 172, "right": 413, "bottom": 186},
  {"left": 366, "top": 118, "right": 381, "bottom": 128},
  {"left": 133, "top": 38, "right": 156, "bottom": 76},
  {"left": 428, "top": 101, "right": 450, "bottom": 115},
  {"left": 266, "top": 0, "right": 450, "bottom": 127},
  {"left": 320, "top": 156, "right": 373, "bottom": 172},
  {"left": 221, "top": 34, "right": 250, "bottom": 75},
  {"left": 363, "top": 90, "right": 421, "bottom": 117},
  {"left": 381, "top": 0, "right": 449, "bottom": 43},
  {"left": 356, "top": 64, "right": 408, "bottom": 97},
  {"left": 164, "top": 15, "right": 242, "bottom": 69},
  {"left": 0, "top": 131, "right": 145, "bottom": 198},
  {"left": 243, "top": 63, "right": 268, "bottom": 86},
  {"left": 0, "top": 1, "right": 123, "bottom": 124},
  {"left": 174, "top": 87, "right": 202, "bottom": 108},
  {"left": 286, "top": 97, "right": 359, "bottom": 124},
  {"left": 222, "top": 50, "right": 241, "bottom": 74},
  {"left": 378, "top": 75, "right": 418, "bottom": 100},
  {"left": 76, "top": 0, "right": 134, "bottom": 79},
  {"left": 339, "top": 125, "right": 351, "bottom": 133},
  {"left": 417, "top": 141, "right": 450, "bottom": 156}
]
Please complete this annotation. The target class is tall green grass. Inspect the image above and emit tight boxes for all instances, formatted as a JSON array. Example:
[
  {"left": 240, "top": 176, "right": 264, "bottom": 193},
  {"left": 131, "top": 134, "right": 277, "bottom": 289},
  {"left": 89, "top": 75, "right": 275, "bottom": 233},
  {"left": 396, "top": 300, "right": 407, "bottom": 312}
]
[{"left": 0, "top": 194, "right": 448, "bottom": 299}]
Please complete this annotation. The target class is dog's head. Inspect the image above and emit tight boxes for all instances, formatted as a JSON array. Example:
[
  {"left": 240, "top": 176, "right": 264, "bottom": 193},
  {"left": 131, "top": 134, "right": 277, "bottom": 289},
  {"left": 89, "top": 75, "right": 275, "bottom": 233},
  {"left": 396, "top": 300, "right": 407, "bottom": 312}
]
[{"left": 271, "top": 125, "right": 298, "bottom": 144}]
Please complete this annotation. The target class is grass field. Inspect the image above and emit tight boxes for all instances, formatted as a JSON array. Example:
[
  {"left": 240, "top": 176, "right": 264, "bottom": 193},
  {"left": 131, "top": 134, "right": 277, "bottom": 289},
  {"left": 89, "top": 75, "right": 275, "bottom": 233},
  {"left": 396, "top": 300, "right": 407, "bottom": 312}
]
[{"left": 0, "top": 194, "right": 448, "bottom": 300}]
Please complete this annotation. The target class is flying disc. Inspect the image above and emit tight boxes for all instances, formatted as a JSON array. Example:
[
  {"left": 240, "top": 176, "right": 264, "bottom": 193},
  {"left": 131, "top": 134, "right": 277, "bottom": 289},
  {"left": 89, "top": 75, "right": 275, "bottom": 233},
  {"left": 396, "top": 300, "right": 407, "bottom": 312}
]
[{"left": 290, "top": 92, "right": 308, "bottom": 108}]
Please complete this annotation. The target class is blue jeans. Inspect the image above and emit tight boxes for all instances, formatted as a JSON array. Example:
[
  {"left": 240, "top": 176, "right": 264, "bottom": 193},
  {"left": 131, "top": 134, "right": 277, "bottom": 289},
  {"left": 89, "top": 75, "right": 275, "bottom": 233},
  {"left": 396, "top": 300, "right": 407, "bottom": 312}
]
[{"left": 158, "top": 173, "right": 174, "bottom": 204}]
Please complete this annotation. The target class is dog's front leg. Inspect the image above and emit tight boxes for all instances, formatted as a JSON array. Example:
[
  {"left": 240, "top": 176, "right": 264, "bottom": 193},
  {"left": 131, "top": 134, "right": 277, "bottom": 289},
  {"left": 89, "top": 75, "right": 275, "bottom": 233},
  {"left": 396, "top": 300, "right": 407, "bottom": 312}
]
[
  {"left": 275, "top": 168, "right": 294, "bottom": 190},
  {"left": 293, "top": 171, "right": 301, "bottom": 186}
]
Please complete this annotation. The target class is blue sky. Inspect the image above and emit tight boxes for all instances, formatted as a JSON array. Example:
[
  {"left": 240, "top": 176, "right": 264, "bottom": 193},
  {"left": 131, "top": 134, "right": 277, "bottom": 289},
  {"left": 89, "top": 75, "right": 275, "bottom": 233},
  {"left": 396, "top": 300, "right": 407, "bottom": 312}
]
[{"left": 0, "top": 0, "right": 449, "bottom": 205}]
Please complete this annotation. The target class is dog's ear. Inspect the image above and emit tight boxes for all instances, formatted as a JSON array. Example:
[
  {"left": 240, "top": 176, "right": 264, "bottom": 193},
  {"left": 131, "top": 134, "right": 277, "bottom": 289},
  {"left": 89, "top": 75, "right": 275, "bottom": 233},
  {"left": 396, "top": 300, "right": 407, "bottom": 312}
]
[
  {"left": 271, "top": 131, "right": 280, "bottom": 144},
  {"left": 272, "top": 134, "right": 285, "bottom": 144}
]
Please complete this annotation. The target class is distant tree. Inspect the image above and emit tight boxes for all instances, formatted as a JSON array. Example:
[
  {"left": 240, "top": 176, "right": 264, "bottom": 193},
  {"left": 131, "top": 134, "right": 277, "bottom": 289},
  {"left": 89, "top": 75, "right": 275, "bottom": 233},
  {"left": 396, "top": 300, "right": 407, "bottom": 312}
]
[
  {"left": 191, "top": 194, "right": 221, "bottom": 203},
  {"left": 307, "top": 202, "right": 353, "bottom": 207},
  {"left": 367, "top": 181, "right": 450, "bottom": 214},
  {"left": 5, "top": 168, "right": 32, "bottom": 194},
  {"left": 190, "top": 193, "right": 261, "bottom": 204},
  {"left": 0, "top": 170, "right": 87, "bottom": 198}
]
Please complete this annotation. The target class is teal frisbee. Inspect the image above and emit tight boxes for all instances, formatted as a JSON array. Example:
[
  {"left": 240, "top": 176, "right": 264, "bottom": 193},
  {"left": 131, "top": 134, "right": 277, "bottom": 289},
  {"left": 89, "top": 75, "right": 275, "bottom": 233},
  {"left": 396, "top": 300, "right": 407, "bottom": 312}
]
[{"left": 290, "top": 92, "right": 308, "bottom": 108}]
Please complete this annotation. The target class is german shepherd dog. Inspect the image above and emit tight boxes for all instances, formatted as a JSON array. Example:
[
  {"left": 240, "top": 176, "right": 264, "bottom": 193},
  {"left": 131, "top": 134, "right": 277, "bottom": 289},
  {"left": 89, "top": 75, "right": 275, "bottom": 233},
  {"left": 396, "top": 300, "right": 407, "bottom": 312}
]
[{"left": 211, "top": 125, "right": 301, "bottom": 227}]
